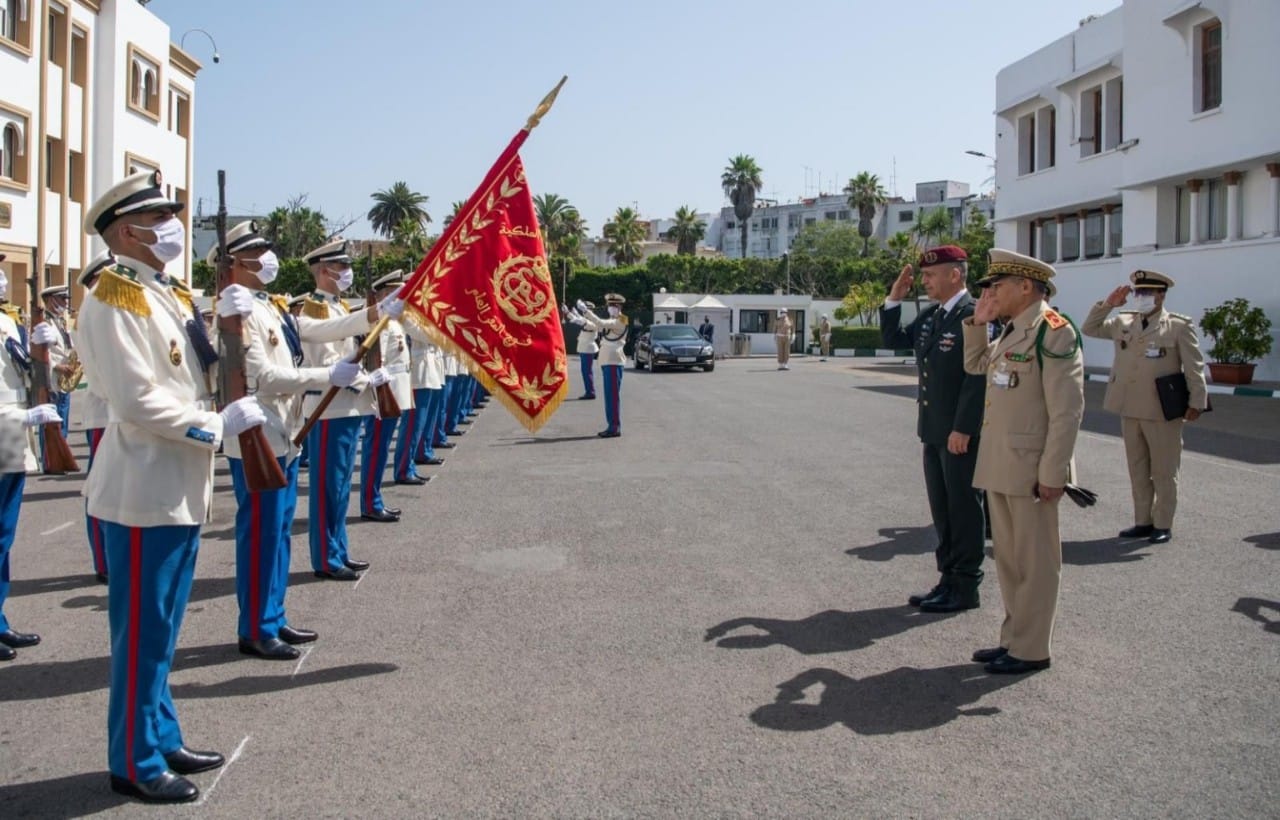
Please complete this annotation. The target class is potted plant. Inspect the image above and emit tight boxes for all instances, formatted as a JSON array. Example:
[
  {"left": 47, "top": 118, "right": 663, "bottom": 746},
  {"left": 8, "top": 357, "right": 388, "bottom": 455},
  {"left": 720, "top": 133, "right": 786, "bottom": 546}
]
[{"left": 1199, "top": 298, "right": 1273, "bottom": 385}]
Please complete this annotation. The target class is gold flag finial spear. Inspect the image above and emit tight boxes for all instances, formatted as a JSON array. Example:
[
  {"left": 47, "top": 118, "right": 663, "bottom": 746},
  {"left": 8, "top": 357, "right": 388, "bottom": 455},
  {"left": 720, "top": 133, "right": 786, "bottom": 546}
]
[{"left": 525, "top": 75, "right": 568, "bottom": 132}]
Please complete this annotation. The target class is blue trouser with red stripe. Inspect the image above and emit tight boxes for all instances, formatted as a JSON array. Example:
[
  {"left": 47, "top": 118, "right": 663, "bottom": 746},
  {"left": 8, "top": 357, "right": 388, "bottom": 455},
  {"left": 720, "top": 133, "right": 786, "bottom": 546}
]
[
  {"left": 229, "top": 455, "right": 300, "bottom": 641},
  {"left": 436, "top": 377, "right": 455, "bottom": 445},
  {"left": 579, "top": 352, "right": 596, "bottom": 397},
  {"left": 399, "top": 387, "right": 443, "bottom": 478},
  {"left": 0, "top": 471, "right": 26, "bottom": 632},
  {"left": 85, "top": 428, "right": 107, "bottom": 576},
  {"left": 602, "top": 364, "right": 623, "bottom": 434},
  {"left": 102, "top": 521, "right": 199, "bottom": 783},
  {"left": 307, "top": 416, "right": 362, "bottom": 573},
  {"left": 445, "top": 375, "right": 466, "bottom": 432},
  {"left": 361, "top": 413, "right": 398, "bottom": 515}
]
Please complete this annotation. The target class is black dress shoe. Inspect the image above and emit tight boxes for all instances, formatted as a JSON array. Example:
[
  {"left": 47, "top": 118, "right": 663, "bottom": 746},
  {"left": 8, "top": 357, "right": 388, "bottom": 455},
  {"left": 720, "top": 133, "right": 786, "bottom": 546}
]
[
  {"left": 383, "top": 507, "right": 401, "bottom": 516},
  {"left": 597, "top": 430, "right": 621, "bottom": 438},
  {"left": 972, "top": 646, "right": 1008, "bottom": 663},
  {"left": 423, "top": 457, "right": 445, "bottom": 466},
  {"left": 436, "top": 442, "right": 456, "bottom": 449},
  {"left": 984, "top": 653, "right": 1050, "bottom": 674},
  {"left": 278, "top": 625, "right": 318, "bottom": 645},
  {"left": 446, "top": 429, "right": 464, "bottom": 436},
  {"left": 314, "top": 567, "right": 360, "bottom": 581},
  {"left": 456, "top": 419, "right": 472, "bottom": 426},
  {"left": 920, "top": 591, "right": 979, "bottom": 613},
  {"left": 908, "top": 584, "right": 947, "bottom": 607},
  {"left": 1148, "top": 529, "right": 1172, "bottom": 544},
  {"left": 164, "top": 746, "right": 225, "bottom": 775},
  {"left": 238, "top": 637, "right": 300, "bottom": 660},
  {"left": 0, "top": 645, "right": 14, "bottom": 661},
  {"left": 360, "top": 509, "right": 400, "bottom": 522},
  {"left": 1119, "top": 524, "right": 1155, "bottom": 538},
  {"left": 95, "top": 572, "right": 109, "bottom": 584},
  {"left": 344, "top": 559, "right": 370, "bottom": 572},
  {"left": 0, "top": 629, "right": 40, "bottom": 648},
  {"left": 110, "top": 772, "right": 198, "bottom": 804},
  {"left": 395, "top": 475, "right": 428, "bottom": 485},
  {"left": 579, "top": 394, "right": 596, "bottom": 400}
]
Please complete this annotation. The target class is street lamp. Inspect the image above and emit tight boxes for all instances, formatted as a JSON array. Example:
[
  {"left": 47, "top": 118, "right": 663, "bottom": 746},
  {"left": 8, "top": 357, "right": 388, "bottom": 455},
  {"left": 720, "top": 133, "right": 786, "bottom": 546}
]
[
  {"left": 965, "top": 150, "right": 996, "bottom": 193},
  {"left": 964, "top": 150, "right": 992, "bottom": 159},
  {"left": 180, "top": 29, "right": 220, "bottom": 63}
]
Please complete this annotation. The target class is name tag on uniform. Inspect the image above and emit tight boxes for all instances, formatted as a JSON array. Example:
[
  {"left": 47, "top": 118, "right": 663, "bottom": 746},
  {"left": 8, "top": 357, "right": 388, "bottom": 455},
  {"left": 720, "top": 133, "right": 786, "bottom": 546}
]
[
  {"left": 1145, "top": 345, "right": 1165, "bottom": 359},
  {"left": 992, "top": 362, "right": 1019, "bottom": 389}
]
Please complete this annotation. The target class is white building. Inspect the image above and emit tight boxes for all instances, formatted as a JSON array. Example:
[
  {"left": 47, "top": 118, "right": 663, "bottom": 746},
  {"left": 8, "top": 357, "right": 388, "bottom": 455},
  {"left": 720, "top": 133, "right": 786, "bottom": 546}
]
[
  {"left": 994, "top": 0, "right": 1280, "bottom": 379},
  {"left": 0, "top": 0, "right": 200, "bottom": 310}
]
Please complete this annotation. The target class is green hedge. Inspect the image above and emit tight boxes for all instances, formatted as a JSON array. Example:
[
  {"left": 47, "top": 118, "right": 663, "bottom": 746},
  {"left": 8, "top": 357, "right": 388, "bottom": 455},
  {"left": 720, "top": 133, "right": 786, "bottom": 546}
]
[{"left": 828, "top": 327, "right": 886, "bottom": 349}]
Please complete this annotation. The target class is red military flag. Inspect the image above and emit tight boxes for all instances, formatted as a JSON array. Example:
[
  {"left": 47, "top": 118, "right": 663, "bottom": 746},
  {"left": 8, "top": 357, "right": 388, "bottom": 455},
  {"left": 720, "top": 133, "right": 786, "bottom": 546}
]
[{"left": 399, "top": 79, "right": 569, "bottom": 432}]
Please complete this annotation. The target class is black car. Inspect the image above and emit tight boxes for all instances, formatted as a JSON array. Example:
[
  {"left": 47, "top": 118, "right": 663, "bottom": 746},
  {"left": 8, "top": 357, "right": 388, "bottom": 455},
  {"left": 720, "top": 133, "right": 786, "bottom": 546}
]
[{"left": 634, "top": 324, "right": 715, "bottom": 372}]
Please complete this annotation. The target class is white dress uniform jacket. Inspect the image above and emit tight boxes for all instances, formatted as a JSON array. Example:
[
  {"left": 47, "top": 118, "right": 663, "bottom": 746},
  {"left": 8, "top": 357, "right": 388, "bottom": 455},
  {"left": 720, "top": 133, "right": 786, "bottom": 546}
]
[
  {"left": 380, "top": 319, "right": 413, "bottom": 411},
  {"left": 76, "top": 256, "right": 224, "bottom": 527},
  {"left": 68, "top": 323, "right": 109, "bottom": 429},
  {"left": 575, "top": 319, "right": 600, "bottom": 355},
  {"left": 581, "top": 309, "right": 627, "bottom": 366},
  {"left": 0, "top": 311, "right": 28, "bottom": 407},
  {"left": 406, "top": 321, "right": 445, "bottom": 391},
  {"left": 299, "top": 292, "right": 375, "bottom": 421},
  {"left": 443, "top": 352, "right": 460, "bottom": 378}
]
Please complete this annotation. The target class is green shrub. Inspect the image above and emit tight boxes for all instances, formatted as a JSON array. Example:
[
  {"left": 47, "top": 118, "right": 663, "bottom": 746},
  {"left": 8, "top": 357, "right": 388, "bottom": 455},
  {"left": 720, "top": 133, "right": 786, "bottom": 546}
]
[
  {"left": 830, "top": 327, "right": 891, "bottom": 350},
  {"left": 1200, "top": 298, "right": 1273, "bottom": 364}
]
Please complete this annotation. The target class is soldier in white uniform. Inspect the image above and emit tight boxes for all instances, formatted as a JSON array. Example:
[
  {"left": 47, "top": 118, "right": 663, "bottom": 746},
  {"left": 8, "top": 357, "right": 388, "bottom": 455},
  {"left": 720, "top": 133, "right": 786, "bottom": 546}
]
[
  {"left": 78, "top": 170, "right": 268, "bottom": 803},
  {"left": 359, "top": 270, "right": 413, "bottom": 520},
  {"left": 577, "top": 293, "right": 628, "bottom": 437},
  {"left": 396, "top": 315, "right": 446, "bottom": 482},
  {"left": 434, "top": 350, "right": 462, "bottom": 449},
  {"left": 70, "top": 251, "right": 115, "bottom": 583},
  {"left": 568, "top": 300, "right": 600, "bottom": 400},
  {"left": 29, "top": 285, "right": 75, "bottom": 468}
]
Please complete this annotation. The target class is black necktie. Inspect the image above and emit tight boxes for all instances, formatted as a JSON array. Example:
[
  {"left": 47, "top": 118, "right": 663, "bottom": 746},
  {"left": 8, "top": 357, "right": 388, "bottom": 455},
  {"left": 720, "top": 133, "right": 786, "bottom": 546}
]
[
  {"left": 937, "top": 307, "right": 947, "bottom": 324},
  {"left": 1141, "top": 317, "right": 1149, "bottom": 330},
  {"left": 1001, "top": 323, "right": 1015, "bottom": 339}
]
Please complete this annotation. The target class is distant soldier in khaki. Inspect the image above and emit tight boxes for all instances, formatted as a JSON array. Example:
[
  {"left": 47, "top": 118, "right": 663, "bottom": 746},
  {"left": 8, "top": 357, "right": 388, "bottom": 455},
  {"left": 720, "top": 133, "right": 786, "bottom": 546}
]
[
  {"left": 963, "top": 249, "right": 1084, "bottom": 675},
  {"left": 774, "top": 309, "right": 793, "bottom": 370},
  {"left": 1081, "top": 270, "right": 1207, "bottom": 544},
  {"left": 819, "top": 314, "right": 832, "bottom": 361}
]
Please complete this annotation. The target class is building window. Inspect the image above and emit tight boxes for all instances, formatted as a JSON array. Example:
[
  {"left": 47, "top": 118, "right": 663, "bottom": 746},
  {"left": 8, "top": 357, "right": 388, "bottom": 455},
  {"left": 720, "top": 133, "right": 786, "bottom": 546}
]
[
  {"left": 1201, "top": 177, "right": 1227, "bottom": 240},
  {"left": 70, "top": 27, "right": 87, "bottom": 87},
  {"left": 787, "top": 213, "right": 801, "bottom": 230},
  {"left": 1104, "top": 77, "right": 1123, "bottom": 150},
  {"left": 804, "top": 217, "right": 816, "bottom": 226},
  {"left": 1018, "top": 112, "right": 1035, "bottom": 174},
  {"left": 725, "top": 221, "right": 735, "bottom": 230},
  {"left": 1039, "top": 220, "right": 1057, "bottom": 263},
  {"left": 738, "top": 310, "right": 771, "bottom": 334},
  {"left": 1019, "top": 106, "right": 1056, "bottom": 174},
  {"left": 1083, "top": 211, "right": 1105, "bottom": 258},
  {"left": 1197, "top": 20, "right": 1222, "bottom": 112},
  {"left": 47, "top": 5, "right": 65, "bottom": 68},
  {"left": 1, "top": 0, "right": 33, "bottom": 51},
  {"left": 1174, "top": 186, "right": 1191, "bottom": 245},
  {"left": 898, "top": 211, "right": 913, "bottom": 223},
  {"left": 1081, "top": 85, "right": 1102, "bottom": 157},
  {"left": 824, "top": 211, "right": 837, "bottom": 221},
  {"left": 68, "top": 148, "right": 84, "bottom": 203},
  {"left": 837, "top": 209, "right": 850, "bottom": 221},
  {"left": 45, "top": 136, "right": 65, "bottom": 193},
  {"left": 127, "top": 45, "right": 162, "bottom": 121},
  {"left": 1061, "top": 218, "right": 1080, "bottom": 261},
  {"left": 0, "top": 123, "right": 15, "bottom": 179},
  {"left": 1109, "top": 206, "right": 1122, "bottom": 254}
]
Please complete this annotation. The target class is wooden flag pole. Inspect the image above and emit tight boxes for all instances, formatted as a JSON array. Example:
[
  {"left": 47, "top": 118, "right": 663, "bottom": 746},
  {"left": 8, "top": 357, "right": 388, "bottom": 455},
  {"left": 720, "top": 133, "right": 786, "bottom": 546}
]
[{"left": 292, "top": 315, "right": 391, "bottom": 447}]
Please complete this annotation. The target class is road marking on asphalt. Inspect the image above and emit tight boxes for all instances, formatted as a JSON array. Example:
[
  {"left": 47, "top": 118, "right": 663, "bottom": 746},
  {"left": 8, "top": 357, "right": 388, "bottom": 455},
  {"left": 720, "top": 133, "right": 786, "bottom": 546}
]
[
  {"left": 196, "top": 734, "right": 250, "bottom": 806},
  {"left": 1079, "top": 431, "right": 1280, "bottom": 479},
  {"left": 353, "top": 569, "right": 370, "bottom": 590},
  {"left": 40, "top": 521, "right": 73, "bottom": 536},
  {"left": 292, "top": 645, "right": 313, "bottom": 679}
]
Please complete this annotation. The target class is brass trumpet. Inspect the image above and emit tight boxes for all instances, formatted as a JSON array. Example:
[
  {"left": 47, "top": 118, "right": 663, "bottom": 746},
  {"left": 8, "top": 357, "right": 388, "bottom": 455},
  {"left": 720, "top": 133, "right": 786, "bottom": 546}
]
[{"left": 57, "top": 348, "right": 83, "bottom": 393}]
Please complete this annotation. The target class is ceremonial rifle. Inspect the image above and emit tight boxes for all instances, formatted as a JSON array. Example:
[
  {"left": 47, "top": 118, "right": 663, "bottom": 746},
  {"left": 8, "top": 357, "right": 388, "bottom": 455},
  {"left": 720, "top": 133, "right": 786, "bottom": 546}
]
[
  {"left": 363, "top": 248, "right": 400, "bottom": 420},
  {"left": 28, "top": 278, "right": 78, "bottom": 473},
  {"left": 215, "top": 170, "right": 287, "bottom": 491}
]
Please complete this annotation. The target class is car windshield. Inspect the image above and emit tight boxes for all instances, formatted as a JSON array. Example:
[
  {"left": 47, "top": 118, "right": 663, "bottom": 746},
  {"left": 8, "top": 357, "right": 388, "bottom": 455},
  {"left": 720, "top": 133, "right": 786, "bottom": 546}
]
[{"left": 651, "top": 326, "right": 703, "bottom": 342}]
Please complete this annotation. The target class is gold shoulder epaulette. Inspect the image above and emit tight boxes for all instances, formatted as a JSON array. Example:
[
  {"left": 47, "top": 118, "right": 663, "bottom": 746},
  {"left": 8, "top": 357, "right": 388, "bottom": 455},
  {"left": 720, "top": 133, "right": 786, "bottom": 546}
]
[
  {"left": 1043, "top": 308, "right": 1067, "bottom": 330},
  {"left": 302, "top": 295, "right": 329, "bottom": 320},
  {"left": 617, "top": 313, "right": 629, "bottom": 326},
  {"left": 94, "top": 267, "right": 151, "bottom": 317},
  {"left": 269, "top": 294, "right": 290, "bottom": 314},
  {"left": 1168, "top": 312, "right": 1193, "bottom": 323},
  {"left": 169, "top": 281, "right": 195, "bottom": 314},
  {"left": 0, "top": 303, "right": 21, "bottom": 322}
]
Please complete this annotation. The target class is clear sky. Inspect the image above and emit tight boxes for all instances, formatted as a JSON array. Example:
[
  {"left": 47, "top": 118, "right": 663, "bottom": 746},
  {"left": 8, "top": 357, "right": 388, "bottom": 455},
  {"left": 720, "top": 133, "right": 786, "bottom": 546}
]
[{"left": 151, "top": 0, "right": 1117, "bottom": 238}]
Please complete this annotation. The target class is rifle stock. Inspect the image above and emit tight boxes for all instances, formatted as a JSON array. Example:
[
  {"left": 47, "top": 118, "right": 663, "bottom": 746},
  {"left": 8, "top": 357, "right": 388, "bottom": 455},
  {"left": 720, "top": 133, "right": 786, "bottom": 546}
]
[
  {"left": 364, "top": 251, "right": 401, "bottom": 420},
  {"left": 29, "top": 292, "right": 78, "bottom": 474},
  {"left": 214, "top": 170, "right": 286, "bottom": 492},
  {"left": 293, "top": 315, "right": 391, "bottom": 446}
]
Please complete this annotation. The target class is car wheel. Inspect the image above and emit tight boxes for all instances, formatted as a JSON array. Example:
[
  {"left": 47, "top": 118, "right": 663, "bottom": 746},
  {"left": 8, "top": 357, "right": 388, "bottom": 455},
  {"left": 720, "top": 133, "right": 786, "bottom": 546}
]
[
  {"left": 633, "top": 353, "right": 644, "bottom": 370},
  {"left": 703, "top": 362, "right": 715, "bottom": 372},
  {"left": 648, "top": 355, "right": 659, "bottom": 373}
]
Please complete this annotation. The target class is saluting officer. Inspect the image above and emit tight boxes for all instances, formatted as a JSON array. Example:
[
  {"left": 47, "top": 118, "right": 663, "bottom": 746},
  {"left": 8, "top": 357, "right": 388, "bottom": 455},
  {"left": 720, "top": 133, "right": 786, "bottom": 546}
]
[
  {"left": 1082, "top": 270, "right": 1207, "bottom": 544},
  {"left": 209, "top": 222, "right": 374, "bottom": 658},
  {"left": 962, "top": 249, "right": 1084, "bottom": 675},
  {"left": 71, "top": 251, "right": 116, "bottom": 583},
  {"left": 881, "top": 245, "right": 987, "bottom": 613},
  {"left": 78, "top": 170, "right": 269, "bottom": 803},
  {"left": 299, "top": 239, "right": 393, "bottom": 580},
  {"left": 396, "top": 312, "right": 446, "bottom": 483},
  {"left": 774, "top": 309, "right": 793, "bottom": 370},
  {"left": 566, "top": 301, "right": 600, "bottom": 399},
  {"left": 359, "top": 270, "right": 412, "bottom": 521},
  {"left": 578, "top": 293, "right": 628, "bottom": 437}
]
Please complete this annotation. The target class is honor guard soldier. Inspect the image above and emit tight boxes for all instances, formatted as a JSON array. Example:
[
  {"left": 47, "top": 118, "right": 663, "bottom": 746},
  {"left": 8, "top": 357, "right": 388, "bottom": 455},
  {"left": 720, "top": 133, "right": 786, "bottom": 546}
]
[
  {"left": 881, "top": 245, "right": 987, "bottom": 612},
  {"left": 396, "top": 301, "right": 447, "bottom": 483},
  {"left": 962, "top": 249, "right": 1084, "bottom": 675},
  {"left": 78, "top": 170, "right": 270, "bottom": 803},
  {"left": 435, "top": 351, "right": 461, "bottom": 448},
  {"left": 1082, "top": 270, "right": 1207, "bottom": 544},
  {"left": 0, "top": 250, "right": 62, "bottom": 662},
  {"left": 443, "top": 351, "right": 471, "bottom": 436},
  {"left": 30, "top": 284, "right": 75, "bottom": 467},
  {"left": 209, "top": 222, "right": 371, "bottom": 658},
  {"left": 577, "top": 293, "right": 627, "bottom": 437},
  {"left": 566, "top": 301, "right": 600, "bottom": 399},
  {"left": 360, "top": 270, "right": 412, "bottom": 519},
  {"left": 299, "top": 239, "right": 394, "bottom": 579},
  {"left": 71, "top": 251, "right": 116, "bottom": 583}
]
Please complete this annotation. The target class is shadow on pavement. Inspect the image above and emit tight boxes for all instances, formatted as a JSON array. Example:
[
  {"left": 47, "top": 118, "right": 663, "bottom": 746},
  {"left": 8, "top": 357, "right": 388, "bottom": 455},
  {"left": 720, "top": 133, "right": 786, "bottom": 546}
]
[
  {"left": 845, "top": 526, "right": 935, "bottom": 562},
  {"left": 1231, "top": 597, "right": 1280, "bottom": 635},
  {"left": 0, "top": 770, "right": 128, "bottom": 818},
  {"left": 1062, "top": 536, "right": 1154, "bottom": 566},
  {"left": 704, "top": 605, "right": 958, "bottom": 654},
  {"left": 170, "top": 662, "right": 398, "bottom": 698},
  {"left": 495, "top": 435, "right": 603, "bottom": 445},
  {"left": 60, "top": 575, "right": 240, "bottom": 613},
  {"left": 17, "top": 488, "right": 87, "bottom": 502},
  {"left": 0, "top": 643, "right": 242, "bottom": 702},
  {"left": 8, "top": 573, "right": 104, "bottom": 598},
  {"left": 1243, "top": 532, "right": 1280, "bottom": 550},
  {"left": 750, "top": 665, "right": 1020, "bottom": 734}
]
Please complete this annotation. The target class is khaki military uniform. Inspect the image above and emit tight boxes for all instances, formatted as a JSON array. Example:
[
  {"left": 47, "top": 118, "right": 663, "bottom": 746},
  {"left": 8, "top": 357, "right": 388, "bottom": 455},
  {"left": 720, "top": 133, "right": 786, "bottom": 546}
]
[
  {"left": 775, "top": 315, "right": 793, "bottom": 365},
  {"left": 963, "top": 300, "right": 1084, "bottom": 661},
  {"left": 1082, "top": 303, "right": 1207, "bottom": 530},
  {"left": 819, "top": 318, "right": 832, "bottom": 359}
]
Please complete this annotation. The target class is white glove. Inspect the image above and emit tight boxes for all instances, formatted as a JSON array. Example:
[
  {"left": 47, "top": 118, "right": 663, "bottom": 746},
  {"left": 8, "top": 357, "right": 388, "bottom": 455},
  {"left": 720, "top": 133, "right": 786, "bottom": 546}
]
[
  {"left": 31, "top": 322, "right": 59, "bottom": 345},
  {"left": 377, "top": 294, "right": 405, "bottom": 319},
  {"left": 216, "top": 284, "right": 256, "bottom": 318},
  {"left": 24, "top": 404, "right": 61, "bottom": 427},
  {"left": 567, "top": 313, "right": 586, "bottom": 326},
  {"left": 219, "top": 396, "right": 267, "bottom": 437},
  {"left": 367, "top": 367, "right": 391, "bottom": 387},
  {"left": 328, "top": 359, "right": 360, "bottom": 388},
  {"left": 575, "top": 299, "right": 588, "bottom": 314}
]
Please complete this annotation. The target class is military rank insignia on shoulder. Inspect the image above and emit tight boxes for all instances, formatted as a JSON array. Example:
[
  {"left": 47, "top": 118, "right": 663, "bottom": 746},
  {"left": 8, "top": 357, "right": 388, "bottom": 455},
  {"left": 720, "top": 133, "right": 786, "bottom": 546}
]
[
  {"left": 1168, "top": 312, "right": 1193, "bottom": 324},
  {"left": 169, "top": 279, "right": 195, "bottom": 314},
  {"left": 302, "top": 294, "right": 329, "bottom": 320},
  {"left": 1043, "top": 308, "right": 1068, "bottom": 330},
  {"left": 269, "top": 294, "right": 290, "bottom": 314},
  {"left": 93, "top": 265, "right": 151, "bottom": 317}
]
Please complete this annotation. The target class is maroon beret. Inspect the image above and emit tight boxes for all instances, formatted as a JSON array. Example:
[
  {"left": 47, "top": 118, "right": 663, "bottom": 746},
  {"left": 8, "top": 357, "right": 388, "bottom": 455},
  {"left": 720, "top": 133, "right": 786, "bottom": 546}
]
[{"left": 919, "top": 245, "right": 968, "bottom": 267}]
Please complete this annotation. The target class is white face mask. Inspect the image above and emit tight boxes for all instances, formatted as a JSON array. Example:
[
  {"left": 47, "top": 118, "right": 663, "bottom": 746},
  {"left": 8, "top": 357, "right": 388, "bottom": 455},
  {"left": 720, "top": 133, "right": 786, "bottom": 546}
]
[
  {"left": 254, "top": 250, "right": 280, "bottom": 285},
  {"left": 1131, "top": 294, "right": 1157, "bottom": 314},
  {"left": 144, "top": 217, "right": 186, "bottom": 264},
  {"left": 335, "top": 266, "right": 355, "bottom": 292},
  {"left": 608, "top": 305, "right": 621, "bottom": 317},
  {"left": 0, "top": 272, "right": 8, "bottom": 300}
]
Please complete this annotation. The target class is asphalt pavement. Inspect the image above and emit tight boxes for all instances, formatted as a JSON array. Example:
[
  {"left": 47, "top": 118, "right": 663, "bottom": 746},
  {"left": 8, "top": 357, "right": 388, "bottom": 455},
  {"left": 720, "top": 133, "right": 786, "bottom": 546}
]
[{"left": 0, "top": 356, "right": 1277, "bottom": 818}]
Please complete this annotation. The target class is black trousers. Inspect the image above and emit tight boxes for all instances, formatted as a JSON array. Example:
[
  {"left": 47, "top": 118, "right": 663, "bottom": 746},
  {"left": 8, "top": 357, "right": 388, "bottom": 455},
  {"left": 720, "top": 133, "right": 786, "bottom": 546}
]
[{"left": 922, "top": 441, "right": 985, "bottom": 594}]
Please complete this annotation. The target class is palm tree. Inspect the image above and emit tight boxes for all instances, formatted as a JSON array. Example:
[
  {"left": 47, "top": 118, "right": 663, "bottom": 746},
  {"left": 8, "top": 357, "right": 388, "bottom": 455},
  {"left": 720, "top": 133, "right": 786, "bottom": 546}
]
[
  {"left": 913, "top": 206, "right": 954, "bottom": 249},
  {"left": 534, "top": 193, "right": 572, "bottom": 238},
  {"left": 391, "top": 217, "right": 427, "bottom": 257},
  {"left": 603, "top": 206, "right": 645, "bottom": 266},
  {"left": 663, "top": 206, "right": 707, "bottom": 256},
  {"left": 533, "top": 193, "right": 588, "bottom": 259},
  {"left": 441, "top": 199, "right": 466, "bottom": 229},
  {"left": 721, "top": 154, "right": 763, "bottom": 258},
  {"left": 368, "top": 181, "right": 431, "bottom": 238},
  {"left": 263, "top": 194, "right": 328, "bottom": 259},
  {"left": 843, "top": 172, "right": 888, "bottom": 256}
]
